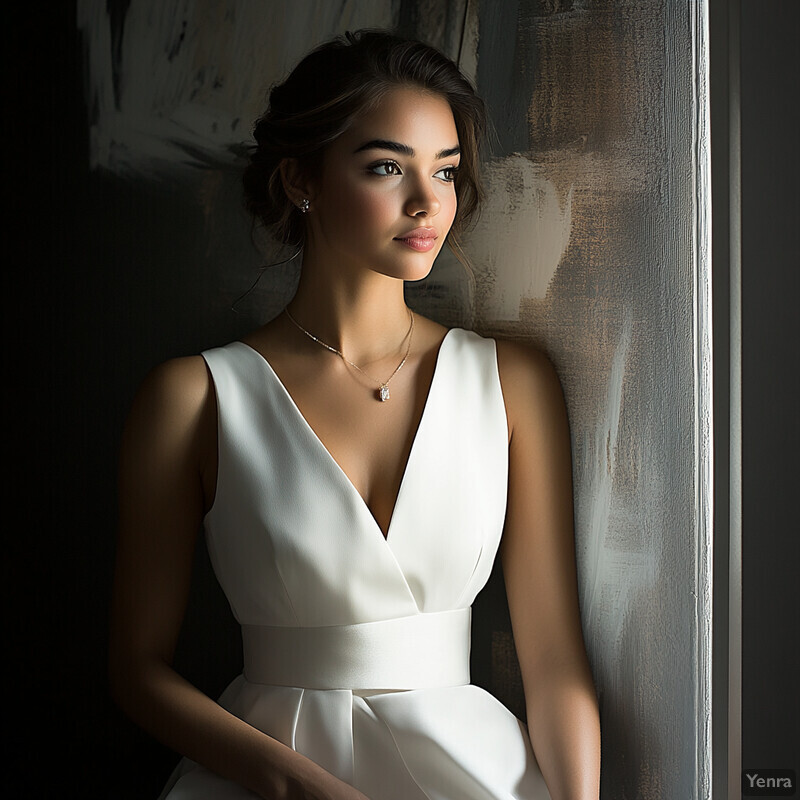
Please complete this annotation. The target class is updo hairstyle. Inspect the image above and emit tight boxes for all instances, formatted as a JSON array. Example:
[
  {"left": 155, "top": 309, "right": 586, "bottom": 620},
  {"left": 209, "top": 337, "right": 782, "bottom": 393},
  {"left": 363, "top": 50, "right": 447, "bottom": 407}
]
[{"left": 242, "top": 29, "right": 486, "bottom": 253}]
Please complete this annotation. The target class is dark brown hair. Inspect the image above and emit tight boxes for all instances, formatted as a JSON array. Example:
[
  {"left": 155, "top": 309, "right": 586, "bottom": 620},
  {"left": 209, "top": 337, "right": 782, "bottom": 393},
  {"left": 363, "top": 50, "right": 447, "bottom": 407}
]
[{"left": 242, "top": 29, "right": 486, "bottom": 253}]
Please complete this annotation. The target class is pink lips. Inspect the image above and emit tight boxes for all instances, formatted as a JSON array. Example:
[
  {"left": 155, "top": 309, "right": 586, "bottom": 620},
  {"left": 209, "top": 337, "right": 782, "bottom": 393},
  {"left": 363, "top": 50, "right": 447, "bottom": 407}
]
[{"left": 394, "top": 227, "right": 438, "bottom": 252}]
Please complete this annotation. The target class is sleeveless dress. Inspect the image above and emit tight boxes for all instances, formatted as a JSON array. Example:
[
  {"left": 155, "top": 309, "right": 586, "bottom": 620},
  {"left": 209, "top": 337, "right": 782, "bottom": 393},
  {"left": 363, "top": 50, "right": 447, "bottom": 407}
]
[{"left": 159, "top": 327, "right": 551, "bottom": 800}]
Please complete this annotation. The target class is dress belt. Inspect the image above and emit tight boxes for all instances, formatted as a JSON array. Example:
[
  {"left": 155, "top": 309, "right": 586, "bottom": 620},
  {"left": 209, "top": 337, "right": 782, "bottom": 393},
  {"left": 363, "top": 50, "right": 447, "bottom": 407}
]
[{"left": 241, "top": 608, "right": 471, "bottom": 690}]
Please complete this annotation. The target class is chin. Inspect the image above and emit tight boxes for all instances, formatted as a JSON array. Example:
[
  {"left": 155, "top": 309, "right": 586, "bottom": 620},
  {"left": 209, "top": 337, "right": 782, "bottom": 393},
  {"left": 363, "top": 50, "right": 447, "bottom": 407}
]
[
  {"left": 388, "top": 260, "right": 437, "bottom": 283},
  {"left": 404, "top": 264, "right": 437, "bottom": 283},
  {"left": 396, "top": 248, "right": 445, "bottom": 283}
]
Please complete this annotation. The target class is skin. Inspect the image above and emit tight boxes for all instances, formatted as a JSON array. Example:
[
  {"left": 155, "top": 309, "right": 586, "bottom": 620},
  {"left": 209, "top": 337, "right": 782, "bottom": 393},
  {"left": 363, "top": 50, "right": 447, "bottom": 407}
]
[{"left": 109, "top": 86, "right": 601, "bottom": 799}]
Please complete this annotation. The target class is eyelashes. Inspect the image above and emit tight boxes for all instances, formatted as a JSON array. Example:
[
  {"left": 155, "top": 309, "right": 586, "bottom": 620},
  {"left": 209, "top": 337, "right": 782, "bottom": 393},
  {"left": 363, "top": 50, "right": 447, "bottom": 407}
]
[
  {"left": 368, "top": 160, "right": 459, "bottom": 182},
  {"left": 435, "top": 166, "right": 459, "bottom": 182},
  {"left": 369, "top": 160, "right": 402, "bottom": 177}
]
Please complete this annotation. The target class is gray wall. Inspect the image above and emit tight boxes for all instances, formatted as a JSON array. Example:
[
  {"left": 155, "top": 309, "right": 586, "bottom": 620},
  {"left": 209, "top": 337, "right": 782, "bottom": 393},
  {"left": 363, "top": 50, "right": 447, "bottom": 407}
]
[{"left": 60, "top": 1, "right": 713, "bottom": 796}]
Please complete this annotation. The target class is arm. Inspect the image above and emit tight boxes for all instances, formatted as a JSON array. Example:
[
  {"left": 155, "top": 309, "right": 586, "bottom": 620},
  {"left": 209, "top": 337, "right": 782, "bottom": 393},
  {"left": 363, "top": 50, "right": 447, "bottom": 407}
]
[
  {"left": 109, "top": 356, "right": 368, "bottom": 800},
  {"left": 496, "top": 341, "right": 601, "bottom": 800}
]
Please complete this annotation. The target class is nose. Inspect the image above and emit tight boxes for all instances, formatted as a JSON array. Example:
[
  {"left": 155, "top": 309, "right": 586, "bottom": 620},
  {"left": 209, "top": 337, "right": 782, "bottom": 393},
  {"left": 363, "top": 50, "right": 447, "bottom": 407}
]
[{"left": 404, "top": 176, "right": 441, "bottom": 218}]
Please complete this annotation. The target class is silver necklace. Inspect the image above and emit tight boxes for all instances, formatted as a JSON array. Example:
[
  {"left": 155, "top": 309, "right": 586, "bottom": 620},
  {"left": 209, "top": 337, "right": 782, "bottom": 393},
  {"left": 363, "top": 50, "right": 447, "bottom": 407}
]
[{"left": 283, "top": 307, "right": 414, "bottom": 402}]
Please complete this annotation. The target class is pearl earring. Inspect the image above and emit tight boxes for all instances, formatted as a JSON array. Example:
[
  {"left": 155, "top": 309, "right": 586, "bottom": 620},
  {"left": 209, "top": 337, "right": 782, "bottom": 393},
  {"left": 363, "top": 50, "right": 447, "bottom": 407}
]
[{"left": 298, "top": 198, "right": 310, "bottom": 213}]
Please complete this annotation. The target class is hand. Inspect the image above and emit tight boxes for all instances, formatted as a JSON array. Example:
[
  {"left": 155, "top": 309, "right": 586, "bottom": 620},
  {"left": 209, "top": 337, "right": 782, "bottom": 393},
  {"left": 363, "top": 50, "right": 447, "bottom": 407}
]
[{"left": 264, "top": 760, "right": 371, "bottom": 800}]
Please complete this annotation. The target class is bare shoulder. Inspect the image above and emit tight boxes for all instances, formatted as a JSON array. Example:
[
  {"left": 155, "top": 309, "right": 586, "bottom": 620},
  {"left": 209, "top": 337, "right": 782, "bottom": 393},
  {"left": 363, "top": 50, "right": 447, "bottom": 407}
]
[
  {"left": 126, "top": 355, "right": 213, "bottom": 429},
  {"left": 494, "top": 338, "right": 568, "bottom": 439},
  {"left": 113, "top": 357, "right": 218, "bottom": 669},
  {"left": 121, "top": 355, "right": 217, "bottom": 484}
]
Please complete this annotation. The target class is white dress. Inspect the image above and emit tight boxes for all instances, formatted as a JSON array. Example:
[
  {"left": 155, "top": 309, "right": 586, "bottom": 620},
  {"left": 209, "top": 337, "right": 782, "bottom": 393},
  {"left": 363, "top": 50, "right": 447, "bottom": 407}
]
[{"left": 159, "top": 328, "right": 551, "bottom": 799}]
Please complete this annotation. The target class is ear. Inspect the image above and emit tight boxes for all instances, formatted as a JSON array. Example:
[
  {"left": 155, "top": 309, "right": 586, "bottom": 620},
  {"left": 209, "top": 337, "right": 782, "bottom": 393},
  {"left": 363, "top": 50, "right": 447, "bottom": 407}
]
[{"left": 279, "top": 158, "right": 316, "bottom": 209}]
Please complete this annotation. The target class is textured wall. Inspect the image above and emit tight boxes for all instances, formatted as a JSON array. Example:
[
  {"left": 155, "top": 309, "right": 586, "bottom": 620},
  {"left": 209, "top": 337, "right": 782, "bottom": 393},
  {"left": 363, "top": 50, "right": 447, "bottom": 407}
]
[
  {"left": 78, "top": 1, "right": 712, "bottom": 796},
  {"left": 460, "top": 4, "right": 713, "bottom": 799}
]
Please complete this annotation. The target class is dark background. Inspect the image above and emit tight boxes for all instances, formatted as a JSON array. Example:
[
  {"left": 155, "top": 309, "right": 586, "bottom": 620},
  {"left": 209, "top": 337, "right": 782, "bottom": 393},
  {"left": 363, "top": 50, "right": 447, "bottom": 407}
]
[
  {"left": 5, "top": 2, "right": 797, "bottom": 796},
  {"left": 739, "top": 0, "right": 799, "bottom": 781}
]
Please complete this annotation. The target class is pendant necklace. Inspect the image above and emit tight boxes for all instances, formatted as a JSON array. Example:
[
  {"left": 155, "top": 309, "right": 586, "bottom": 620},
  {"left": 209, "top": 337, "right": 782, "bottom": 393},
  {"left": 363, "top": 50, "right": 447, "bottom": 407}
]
[{"left": 283, "top": 307, "right": 414, "bottom": 402}]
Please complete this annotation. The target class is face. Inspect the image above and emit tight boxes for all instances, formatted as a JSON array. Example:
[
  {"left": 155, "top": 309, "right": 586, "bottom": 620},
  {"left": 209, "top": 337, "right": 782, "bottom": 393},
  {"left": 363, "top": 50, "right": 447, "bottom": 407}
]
[{"left": 303, "top": 86, "right": 461, "bottom": 282}]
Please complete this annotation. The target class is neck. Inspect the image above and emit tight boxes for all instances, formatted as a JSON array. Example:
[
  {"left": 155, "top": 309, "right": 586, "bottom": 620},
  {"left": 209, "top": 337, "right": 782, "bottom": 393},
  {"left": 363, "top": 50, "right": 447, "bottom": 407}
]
[{"left": 287, "top": 250, "right": 412, "bottom": 365}]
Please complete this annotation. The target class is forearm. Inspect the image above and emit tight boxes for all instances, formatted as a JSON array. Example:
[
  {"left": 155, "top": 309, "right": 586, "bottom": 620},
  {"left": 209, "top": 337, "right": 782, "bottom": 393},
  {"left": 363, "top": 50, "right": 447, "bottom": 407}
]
[
  {"left": 110, "top": 656, "right": 324, "bottom": 798},
  {"left": 524, "top": 662, "right": 601, "bottom": 800}
]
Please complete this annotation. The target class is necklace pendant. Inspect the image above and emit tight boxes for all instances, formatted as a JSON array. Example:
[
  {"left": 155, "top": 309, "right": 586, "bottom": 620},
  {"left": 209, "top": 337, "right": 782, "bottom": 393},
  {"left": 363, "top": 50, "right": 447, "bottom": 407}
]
[{"left": 378, "top": 384, "right": 390, "bottom": 402}]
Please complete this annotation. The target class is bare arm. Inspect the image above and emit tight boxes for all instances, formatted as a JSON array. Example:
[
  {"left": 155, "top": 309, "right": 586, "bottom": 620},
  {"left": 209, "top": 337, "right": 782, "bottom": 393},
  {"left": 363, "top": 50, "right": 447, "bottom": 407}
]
[
  {"left": 496, "top": 342, "right": 601, "bottom": 800},
  {"left": 109, "top": 356, "right": 368, "bottom": 800}
]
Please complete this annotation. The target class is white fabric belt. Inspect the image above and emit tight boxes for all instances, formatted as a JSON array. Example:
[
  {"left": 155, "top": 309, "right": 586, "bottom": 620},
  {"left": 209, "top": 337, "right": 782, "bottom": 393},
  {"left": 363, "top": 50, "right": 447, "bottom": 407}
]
[{"left": 241, "top": 608, "right": 471, "bottom": 690}]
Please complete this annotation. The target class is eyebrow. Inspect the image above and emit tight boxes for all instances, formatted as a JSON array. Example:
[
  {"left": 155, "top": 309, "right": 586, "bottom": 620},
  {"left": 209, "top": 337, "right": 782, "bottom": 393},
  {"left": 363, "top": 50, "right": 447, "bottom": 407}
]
[{"left": 353, "top": 139, "right": 461, "bottom": 160}]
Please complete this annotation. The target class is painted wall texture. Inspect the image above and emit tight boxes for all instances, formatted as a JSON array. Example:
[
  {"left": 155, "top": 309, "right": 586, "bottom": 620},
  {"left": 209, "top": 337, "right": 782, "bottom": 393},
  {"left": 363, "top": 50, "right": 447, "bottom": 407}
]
[{"left": 78, "top": 1, "right": 712, "bottom": 797}]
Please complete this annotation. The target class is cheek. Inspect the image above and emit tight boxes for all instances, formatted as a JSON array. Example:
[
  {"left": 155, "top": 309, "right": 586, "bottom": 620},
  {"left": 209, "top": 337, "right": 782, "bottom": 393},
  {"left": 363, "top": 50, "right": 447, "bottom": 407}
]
[
  {"left": 442, "top": 189, "right": 458, "bottom": 230},
  {"left": 322, "top": 180, "right": 394, "bottom": 234}
]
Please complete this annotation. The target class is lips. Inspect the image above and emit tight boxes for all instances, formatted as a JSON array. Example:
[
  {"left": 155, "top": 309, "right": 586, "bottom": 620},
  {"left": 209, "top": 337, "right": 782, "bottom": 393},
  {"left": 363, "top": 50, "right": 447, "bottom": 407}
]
[
  {"left": 395, "top": 227, "right": 437, "bottom": 241},
  {"left": 394, "top": 227, "right": 438, "bottom": 252}
]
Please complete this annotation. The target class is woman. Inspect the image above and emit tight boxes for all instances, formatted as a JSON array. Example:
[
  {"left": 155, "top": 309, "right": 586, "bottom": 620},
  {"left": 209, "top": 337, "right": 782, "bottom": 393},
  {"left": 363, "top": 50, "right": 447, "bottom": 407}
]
[{"left": 109, "top": 30, "right": 601, "bottom": 800}]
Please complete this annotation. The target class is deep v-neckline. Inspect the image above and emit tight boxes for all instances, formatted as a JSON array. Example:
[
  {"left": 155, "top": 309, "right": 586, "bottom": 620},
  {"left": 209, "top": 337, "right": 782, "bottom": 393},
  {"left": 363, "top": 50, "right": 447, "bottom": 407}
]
[{"left": 236, "top": 328, "right": 455, "bottom": 542}]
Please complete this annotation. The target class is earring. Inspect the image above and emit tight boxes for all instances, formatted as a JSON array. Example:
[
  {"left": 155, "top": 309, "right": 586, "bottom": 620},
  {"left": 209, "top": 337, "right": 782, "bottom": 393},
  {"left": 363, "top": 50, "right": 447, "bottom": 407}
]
[{"left": 298, "top": 198, "right": 310, "bottom": 214}]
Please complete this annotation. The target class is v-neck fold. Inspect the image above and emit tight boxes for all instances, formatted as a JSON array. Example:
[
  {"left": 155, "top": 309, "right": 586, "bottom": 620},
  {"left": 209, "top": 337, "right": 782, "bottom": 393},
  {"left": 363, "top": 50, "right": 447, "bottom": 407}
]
[{"left": 236, "top": 328, "right": 455, "bottom": 542}]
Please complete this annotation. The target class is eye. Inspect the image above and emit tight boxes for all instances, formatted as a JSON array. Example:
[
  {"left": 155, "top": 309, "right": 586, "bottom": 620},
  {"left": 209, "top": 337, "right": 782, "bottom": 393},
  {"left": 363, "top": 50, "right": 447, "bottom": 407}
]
[
  {"left": 370, "top": 160, "right": 402, "bottom": 176},
  {"left": 434, "top": 166, "right": 459, "bottom": 182}
]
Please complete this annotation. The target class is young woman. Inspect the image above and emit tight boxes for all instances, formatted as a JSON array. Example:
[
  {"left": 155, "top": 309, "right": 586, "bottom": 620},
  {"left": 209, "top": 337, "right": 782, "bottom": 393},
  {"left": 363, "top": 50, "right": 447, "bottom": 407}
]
[{"left": 109, "top": 30, "right": 601, "bottom": 800}]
